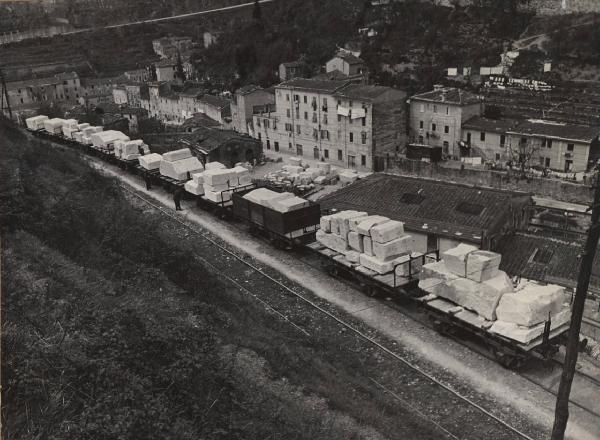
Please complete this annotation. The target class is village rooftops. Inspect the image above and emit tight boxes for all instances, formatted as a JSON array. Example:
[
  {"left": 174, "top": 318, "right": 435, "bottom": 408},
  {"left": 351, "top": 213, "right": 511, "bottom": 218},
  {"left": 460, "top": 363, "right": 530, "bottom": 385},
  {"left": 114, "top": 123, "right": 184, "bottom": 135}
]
[
  {"left": 6, "top": 71, "right": 79, "bottom": 88},
  {"left": 318, "top": 173, "right": 531, "bottom": 243},
  {"left": 333, "top": 84, "right": 403, "bottom": 101},
  {"left": 236, "top": 84, "right": 262, "bottom": 95},
  {"left": 462, "top": 116, "right": 519, "bottom": 134},
  {"left": 506, "top": 119, "right": 600, "bottom": 144},
  {"left": 410, "top": 87, "right": 481, "bottom": 106},
  {"left": 494, "top": 232, "right": 600, "bottom": 292},
  {"left": 278, "top": 78, "right": 350, "bottom": 93},
  {"left": 333, "top": 52, "right": 365, "bottom": 65},
  {"left": 197, "top": 94, "right": 230, "bottom": 110},
  {"left": 180, "top": 126, "right": 256, "bottom": 153}
]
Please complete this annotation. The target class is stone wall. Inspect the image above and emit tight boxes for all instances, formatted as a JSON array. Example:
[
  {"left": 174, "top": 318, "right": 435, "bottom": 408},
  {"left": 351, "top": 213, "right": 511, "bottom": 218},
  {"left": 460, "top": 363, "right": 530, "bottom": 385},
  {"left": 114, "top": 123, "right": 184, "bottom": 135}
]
[{"left": 385, "top": 158, "right": 592, "bottom": 204}]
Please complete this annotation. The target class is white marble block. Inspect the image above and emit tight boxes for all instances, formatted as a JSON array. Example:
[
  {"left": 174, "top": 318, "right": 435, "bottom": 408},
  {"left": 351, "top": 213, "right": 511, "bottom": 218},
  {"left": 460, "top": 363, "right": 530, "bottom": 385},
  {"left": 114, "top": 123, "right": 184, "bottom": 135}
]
[
  {"left": 418, "top": 261, "right": 460, "bottom": 294},
  {"left": 465, "top": 250, "right": 501, "bottom": 282},
  {"left": 339, "top": 212, "right": 368, "bottom": 238},
  {"left": 238, "top": 175, "right": 253, "bottom": 186},
  {"left": 283, "top": 165, "right": 303, "bottom": 174},
  {"left": 205, "top": 161, "right": 227, "bottom": 170},
  {"left": 363, "top": 236, "right": 373, "bottom": 256},
  {"left": 162, "top": 148, "right": 192, "bottom": 162},
  {"left": 347, "top": 231, "right": 364, "bottom": 252},
  {"left": 320, "top": 215, "right": 333, "bottom": 233},
  {"left": 359, "top": 253, "right": 410, "bottom": 275},
  {"left": 289, "top": 157, "right": 303, "bottom": 166},
  {"left": 372, "top": 235, "right": 412, "bottom": 261},
  {"left": 184, "top": 180, "right": 204, "bottom": 195},
  {"left": 489, "top": 307, "right": 571, "bottom": 344},
  {"left": 204, "top": 189, "right": 231, "bottom": 203},
  {"left": 138, "top": 153, "right": 163, "bottom": 170},
  {"left": 159, "top": 157, "right": 204, "bottom": 181},
  {"left": 203, "top": 169, "right": 235, "bottom": 186},
  {"left": 26, "top": 115, "right": 48, "bottom": 130},
  {"left": 370, "top": 220, "right": 405, "bottom": 243},
  {"left": 394, "top": 253, "right": 424, "bottom": 277},
  {"left": 314, "top": 175, "right": 328, "bottom": 185},
  {"left": 317, "top": 162, "right": 331, "bottom": 174},
  {"left": 443, "top": 271, "right": 514, "bottom": 320},
  {"left": 204, "top": 183, "right": 229, "bottom": 193},
  {"left": 270, "top": 196, "right": 309, "bottom": 213},
  {"left": 495, "top": 283, "right": 566, "bottom": 327},
  {"left": 192, "top": 172, "right": 205, "bottom": 184},
  {"left": 316, "top": 230, "right": 348, "bottom": 254},
  {"left": 442, "top": 243, "right": 479, "bottom": 277},
  {"left": 356, "top": 216, "right": 390, "bottom": 235},
  {"left": 339, "top": 171, "right": 359, "bottom": 184},
  {"left": 344, "top": 250, "right": 360, "bottom": 264},
  {"left": 329, "top": 211, "right": 361, "bottom": 237}
]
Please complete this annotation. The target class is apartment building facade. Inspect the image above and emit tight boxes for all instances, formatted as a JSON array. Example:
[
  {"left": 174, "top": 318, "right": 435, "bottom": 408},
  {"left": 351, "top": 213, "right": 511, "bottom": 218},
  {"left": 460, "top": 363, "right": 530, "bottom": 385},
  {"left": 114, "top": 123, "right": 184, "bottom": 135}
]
[
  {"left": 231, "top": 85, "right": 275, "bottom": 134},
  {"left": 252, "top": 78, "right": 406, "bottom": 171},
  {"left": 408, "top": 86, "right": 483, "bottom": 158}
]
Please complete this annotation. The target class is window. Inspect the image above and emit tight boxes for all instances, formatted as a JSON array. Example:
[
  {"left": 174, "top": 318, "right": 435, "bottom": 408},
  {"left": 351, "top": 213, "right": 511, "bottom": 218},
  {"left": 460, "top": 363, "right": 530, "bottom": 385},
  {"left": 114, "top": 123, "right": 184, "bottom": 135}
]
[
  {"left": 304, "top": 95, "right": 307, "bottom": 103},
  {"left": 266, "top": 139, "right": 271, "bottom": 149},
  {"left": 496, "top": 153, "right": 501, "bottom": 161},
  {"left": 419, "top": 103, "right": 425, "bottom": 113},
  {"left": 480, "top": 132, "right": 486, "bottom": 141},
  {"left": 313, "top": 113, "right": 317, "bottom": 123},
  {"left": 431, "top": 123, "right": 436, "bottom": 132},
  {"left": 258, "top": 133, "right": 262, "bottom": 140},
  {"left": 567, "top": 143, "right": 574, "bottom": 151},
  {"left": 419, "top": 121, "right": 424, "bottom": 129},
  {"left": 419, "top": 135, "right": 424, "bottom": 144},
  {"left": 304, "top": 111, "right": 308, "bottom": 120},
  {"left": 285, "top": 123, "right": 292, "bottom": 131},
  {"left": 321, "top": 130, "right": 330, "bottom": 140},
  {"left": 349, "top": 100, "right": 353, "bottom": 107},
  {"left": 338, "top": 150, "right": 343, "bottom": 160},
  {"left": 500, "top": 134, "right": 506, "bottom": 146},
  {"left": 362, "top": 117, "right": 366, "bottom": 126},
  {"left": 314, "top": 147, "right": 319, "bottom": 159},
  {"left": 294, "top": 94, "right": 299, "bottom": 101},
  {"left": 446, "top": 106, "right": 449, "bottom": 115},
  {"left": 256, "top": 118, "right": 261, "bottom": 127},
  {"left": 296, "top": 144, "right": 303, "bottom": 155},
  {"left": 324, "top": 114, "right": 328, "bottom": 124},
  {"left": 361, "top": 155, "right": 366, "bottom": 166},
  {"left": 286, "top": 109, "right": 290, "bottom": 117},
  {"left": 324, "top": 149, "right": 329, "bottom": 158},
  {"left": 338, "top": 114, "right": 342, "bottom": 122},
  {"left": 545, "top": 157, "right": 551, "bottom": 167},
  {"left": 337, "top": 99, "right": 342, "bottom": 106},
  {"left": 433, "top": 104, "right": 437, "bottom": 113},
  {"left": 361, "top": 132, "right": 367, "bottom": 144},
  {"left": 349, "top": 132, "right": 354, "bottom": 142},
  {"left": 444, "top": 125, "right": 449, "bottom": 134},
  {"left": 323, "top": 98, "right": 328, "bottom": 109},
  {"left": 286, "top": 94, "right": 290, "bottom": 101},
  {"left": 289, "top": 142, "right": 293, "bottom": 149},
  {"left": 547, "top": 139, "right": 552, "bottom": 148},
  {"left": 348, "top": 155, "right": 356, "bottom": 168},
  {"left": 296, "top": 125, "right": 301, "bottom": 134},
  {"left": 295, "top": 109, "right": 299, "bottom": 118},
  {"left": 443, "top": 141, "right": 449, "bottom": 153},
  {"left": 275, "top": 142, "right": 280, "bottom": 152}
]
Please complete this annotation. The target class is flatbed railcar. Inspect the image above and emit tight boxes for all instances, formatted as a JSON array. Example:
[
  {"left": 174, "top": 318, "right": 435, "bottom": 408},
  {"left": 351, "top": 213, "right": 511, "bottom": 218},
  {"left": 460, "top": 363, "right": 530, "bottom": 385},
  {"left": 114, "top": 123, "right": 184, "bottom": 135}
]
[{"left": 26, "top": 125, "right": 571, "bottom": 368}]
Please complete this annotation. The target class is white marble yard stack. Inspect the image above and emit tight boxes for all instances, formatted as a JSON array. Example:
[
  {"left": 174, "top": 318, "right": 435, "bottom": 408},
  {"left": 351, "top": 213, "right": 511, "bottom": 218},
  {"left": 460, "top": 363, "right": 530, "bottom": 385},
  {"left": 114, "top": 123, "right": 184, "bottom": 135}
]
[
  {"left": 120, "top": 140, "right": 149, "bottom": 160},
  {"left": 232, "top": 166, "right": 252, "bottom": 186},
  {"left": 159, "top": 148, "right": 204, "bottom": 181},
  {"left": 203, "top": 168, "right": 235, "bottom": 202},
  {"left": 43, "top": 118, "right": 66, "bottom": 134},
  {"left": 26, "top": 115, "right": 48, "bottom": 130},
  {"left": 205, "top": 161, "right": 227, "bottom": 170}
]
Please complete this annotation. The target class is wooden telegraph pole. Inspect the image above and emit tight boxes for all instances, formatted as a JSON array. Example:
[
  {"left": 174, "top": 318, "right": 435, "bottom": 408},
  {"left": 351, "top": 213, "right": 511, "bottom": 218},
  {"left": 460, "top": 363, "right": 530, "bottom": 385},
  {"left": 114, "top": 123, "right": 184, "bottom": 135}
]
[
  {"left": 0, "top": 68, "right": 12, "bottom": 120},
  {"left": 551, "top": 170, "right": 600, "bottom": 439}
]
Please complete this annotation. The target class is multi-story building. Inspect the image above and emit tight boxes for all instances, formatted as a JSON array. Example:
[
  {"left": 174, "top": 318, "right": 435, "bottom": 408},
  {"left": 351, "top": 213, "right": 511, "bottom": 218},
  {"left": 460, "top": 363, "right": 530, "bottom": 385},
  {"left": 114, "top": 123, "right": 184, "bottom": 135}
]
[
  {"left": 113, "top": 87, "right": 128, "bottom": 105},
  {"left": 252, "top": 78, "right": 406, "bottom": 171},
  {"left": 2, "top": 71, "right": 81, "bottom": 114},
  {"left": 124, "top": 69, "right": 149, "bottom": 83},
  {"left": 506, "top": 119, "right": 600, "bottom": 173},
  {"left": 408, "top": 86, "right": 483, "bottom": 158},
  {"left": 231, "top": 85, "right": 275, "bottom": 134},
  {"left": 461, "top": 117, "right": 600, "bottom": 172},
  {"left": 155, "top": 59, "right": 178, "bottom": 82},
  {"left": 325, "top": 53, "right": 366, "bottom": 77},
  {"left": 152, "top": 36, "right": 193, "bottom": 58},
  {"left": 278, "top": 61, "right": 304, "bottom": 81}
]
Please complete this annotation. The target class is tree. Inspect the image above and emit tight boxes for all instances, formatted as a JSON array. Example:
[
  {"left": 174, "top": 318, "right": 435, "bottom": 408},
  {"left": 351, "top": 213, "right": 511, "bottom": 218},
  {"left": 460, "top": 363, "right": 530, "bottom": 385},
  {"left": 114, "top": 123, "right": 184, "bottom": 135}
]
[
  {"left": 175, "top": 51, "right": 186, "bottom": 82},
  {"left": 252, "top": 0, "right": 261, "bottom": 21},
  {"left": 507, "top": 136, "right": 541, "bottom": 177}
]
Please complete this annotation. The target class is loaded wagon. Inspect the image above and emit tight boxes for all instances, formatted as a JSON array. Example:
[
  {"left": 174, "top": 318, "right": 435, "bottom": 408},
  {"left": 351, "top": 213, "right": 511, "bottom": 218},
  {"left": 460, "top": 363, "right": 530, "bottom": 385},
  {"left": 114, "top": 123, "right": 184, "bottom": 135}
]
[{"left": 232, "top": 188, "right": 321, "bottom": 248}]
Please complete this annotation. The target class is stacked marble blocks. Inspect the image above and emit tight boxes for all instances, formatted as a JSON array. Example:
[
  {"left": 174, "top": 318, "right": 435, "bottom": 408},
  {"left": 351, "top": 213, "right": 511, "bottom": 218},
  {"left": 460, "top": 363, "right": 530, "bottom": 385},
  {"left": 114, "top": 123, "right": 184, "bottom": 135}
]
[
  {"left": 317, "top": 210, "right": 416, "bottom": 275},
  {"left": 159, "top": 148, "right": 203, "bottom": 181},
  {"left": 138, "top": 153, "right": 163, "bottom": 171},
  {"left": 263, "top": 157, "right": 338, "bottom": 188},
  {"left": 242, "top": 188, "right": 309, "bottom": 213},
  {"left": 418, "top": 244, "right": 571, "bottom": 343}
]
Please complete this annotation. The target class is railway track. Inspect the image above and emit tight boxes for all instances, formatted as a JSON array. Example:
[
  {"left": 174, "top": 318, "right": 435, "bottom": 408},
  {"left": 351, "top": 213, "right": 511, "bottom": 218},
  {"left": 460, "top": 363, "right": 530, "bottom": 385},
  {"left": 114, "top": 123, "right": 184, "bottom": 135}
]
[{"left": 117, "top": 182, "right": 542, "bottom": 440}]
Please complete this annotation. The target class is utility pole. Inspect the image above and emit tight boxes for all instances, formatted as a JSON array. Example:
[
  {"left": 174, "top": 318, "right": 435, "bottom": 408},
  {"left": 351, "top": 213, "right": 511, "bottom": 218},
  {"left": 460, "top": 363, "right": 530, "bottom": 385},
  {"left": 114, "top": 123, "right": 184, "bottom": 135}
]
[
  {"left": 0, "top": 68, "right": 12, "bottom": 120},
  {"left": 551, "top": 170, "right": 600, "bottom": 439}
]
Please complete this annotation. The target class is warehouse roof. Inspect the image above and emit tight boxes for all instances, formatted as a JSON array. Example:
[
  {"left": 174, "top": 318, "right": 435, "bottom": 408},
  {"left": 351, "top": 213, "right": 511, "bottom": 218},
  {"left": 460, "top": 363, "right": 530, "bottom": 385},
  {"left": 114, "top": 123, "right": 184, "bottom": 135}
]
[
  {"left": 507, "top": 119, "right": 600, "bottom": 144},
  {"left": 181, "top": 127, "right": 259, "bottom": 153},
  {"left": 494, "top": 232, "right": 600, "bottom": 292},
  {"left": 278, "top": 78, "right": 350, "bottom": 93},
  {"left": 462, "top": 117, "right": 518, "bottom": 134},
  {"left": 318, "top": 174, "right": 531, "bottom": 243},
  {"left": 410, "top": 87, "right": 481, "bottom": 106}
]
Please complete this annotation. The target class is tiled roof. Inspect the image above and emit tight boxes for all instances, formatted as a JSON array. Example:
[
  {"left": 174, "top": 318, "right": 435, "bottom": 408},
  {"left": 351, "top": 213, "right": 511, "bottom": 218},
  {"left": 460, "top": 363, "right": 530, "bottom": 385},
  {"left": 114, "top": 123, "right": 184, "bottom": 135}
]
[
  {"left": 494, "top": 232, "right": 600, "bottom": 291},
  {"left": 333, "top": 84, "right": 405, "bottom": 101},
  {"left": 411, "top": 87, "right": 481, "bottom": 106},
  {"left": 6, "top": 71, "right": 79, "bottom": 88},
  {"left": 318, "top": 173, "right": 531, "bottom": 242},
  {"left": 198, "top": 94, "right": 230, "bottom": 109},
  {"left": 507, "top": 119, "right": 600, "bottom": 143},
  {"left": 462, "top": 117, "right": 519, "bottom": 134},
  {"left": 181, "top": 127, "right": 259, "bottom": 152},
  {"left": 278, "top": 78, "right": 350, "bottom": 93},
  {"left": 312, "top": 70, "right": 351, "bottom": 81},
  {"left": 181, "top": 113, "right": 221, "bottom": 128},
  {"left": 333, "top": 53, "right": 364, "bottom": 65},
  {"left": 236, "top": 84, "right": 262, "bottom": 95}
]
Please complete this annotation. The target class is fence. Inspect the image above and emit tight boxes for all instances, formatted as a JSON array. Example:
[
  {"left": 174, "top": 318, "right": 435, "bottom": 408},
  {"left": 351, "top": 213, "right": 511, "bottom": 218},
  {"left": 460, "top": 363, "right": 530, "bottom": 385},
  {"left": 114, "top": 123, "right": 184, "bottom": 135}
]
[{"left": 385, "top": 157, "right": 593, "bottom": 205}]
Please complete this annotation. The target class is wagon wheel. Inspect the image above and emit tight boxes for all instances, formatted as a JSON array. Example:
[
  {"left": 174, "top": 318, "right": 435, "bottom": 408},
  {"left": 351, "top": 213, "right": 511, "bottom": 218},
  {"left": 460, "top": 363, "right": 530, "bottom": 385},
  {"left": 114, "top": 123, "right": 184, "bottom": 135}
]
[{"left": 493, "top": 349, "right": 525, "bottom": 370}]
